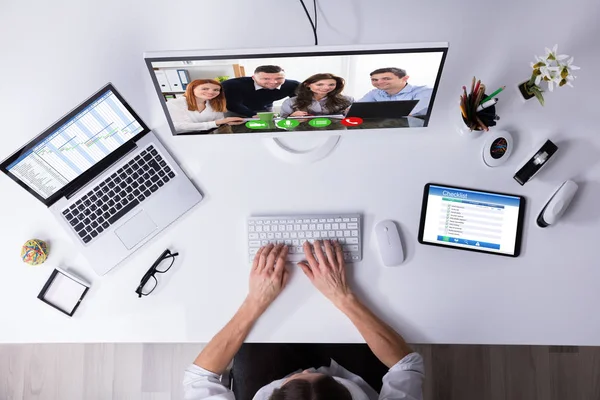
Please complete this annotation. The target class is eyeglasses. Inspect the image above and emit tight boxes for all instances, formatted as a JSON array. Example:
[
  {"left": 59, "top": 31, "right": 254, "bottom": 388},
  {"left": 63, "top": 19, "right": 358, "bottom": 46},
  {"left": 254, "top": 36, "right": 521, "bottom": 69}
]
[{"left": 135, "top": 249, "right": 179, "bottom": 298}]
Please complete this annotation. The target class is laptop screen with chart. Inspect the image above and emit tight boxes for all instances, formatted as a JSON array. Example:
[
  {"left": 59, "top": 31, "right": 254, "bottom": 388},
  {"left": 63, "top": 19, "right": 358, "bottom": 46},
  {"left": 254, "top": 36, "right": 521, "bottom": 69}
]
[
  {"left": 418, "top": 184, "right": 525, "bottom": 257},
  {"left": 1, "top": 86, "right": 148, "bottom": 206}
]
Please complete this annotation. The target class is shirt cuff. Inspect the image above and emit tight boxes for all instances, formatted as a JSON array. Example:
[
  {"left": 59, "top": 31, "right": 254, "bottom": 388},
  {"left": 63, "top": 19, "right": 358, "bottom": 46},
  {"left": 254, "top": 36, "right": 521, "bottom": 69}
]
[
  {"left": 184, "top": 363, "right": 221, "bottom": 380},
  {"left": 388, "top": 352, "right": 425, "bottom": 374}
]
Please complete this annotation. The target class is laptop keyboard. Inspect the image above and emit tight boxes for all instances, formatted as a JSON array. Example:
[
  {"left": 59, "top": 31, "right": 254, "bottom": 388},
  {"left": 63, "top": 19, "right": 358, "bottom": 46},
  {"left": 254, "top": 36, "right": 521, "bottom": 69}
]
[{"left": 61, "top": 144, "right": 176, "bottom": 244}]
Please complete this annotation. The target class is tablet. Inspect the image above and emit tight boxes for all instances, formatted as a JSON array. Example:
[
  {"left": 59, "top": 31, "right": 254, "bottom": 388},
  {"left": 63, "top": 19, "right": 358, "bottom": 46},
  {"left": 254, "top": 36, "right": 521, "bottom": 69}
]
[{"left": 418, "top": 183, "right": 525, "bottom": 257}]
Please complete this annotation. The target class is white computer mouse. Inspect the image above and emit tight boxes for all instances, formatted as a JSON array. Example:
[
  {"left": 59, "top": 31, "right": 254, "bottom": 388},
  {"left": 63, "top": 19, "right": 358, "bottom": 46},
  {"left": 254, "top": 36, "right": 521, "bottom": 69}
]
[{"left": 374, "top": 220, "right": 404, "bottom": 266}]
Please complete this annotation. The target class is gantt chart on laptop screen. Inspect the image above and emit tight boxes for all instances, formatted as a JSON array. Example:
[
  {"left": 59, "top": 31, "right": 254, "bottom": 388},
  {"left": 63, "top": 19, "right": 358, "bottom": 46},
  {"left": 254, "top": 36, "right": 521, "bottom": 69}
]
[{"left": 7, "top": 90, "right": 143, "bottom": 199}]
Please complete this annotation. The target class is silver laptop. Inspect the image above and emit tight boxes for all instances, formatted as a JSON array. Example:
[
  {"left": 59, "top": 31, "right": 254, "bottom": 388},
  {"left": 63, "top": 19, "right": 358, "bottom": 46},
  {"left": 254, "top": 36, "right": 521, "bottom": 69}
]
[{"left": 0, "top": 83, "right": 202, "bottom": 275}]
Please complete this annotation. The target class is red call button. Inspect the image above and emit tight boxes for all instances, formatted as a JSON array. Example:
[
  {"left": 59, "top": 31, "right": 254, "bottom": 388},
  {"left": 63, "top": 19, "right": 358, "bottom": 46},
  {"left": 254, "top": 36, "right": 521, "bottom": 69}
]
[{"left": 341, "top": 117, "right": 363, "bottom": 127}]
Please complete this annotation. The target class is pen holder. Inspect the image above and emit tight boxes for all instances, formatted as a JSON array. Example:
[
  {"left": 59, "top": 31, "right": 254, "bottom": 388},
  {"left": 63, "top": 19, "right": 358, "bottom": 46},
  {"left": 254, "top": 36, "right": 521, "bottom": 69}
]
[{"left": 456, "top": 94, "right": 499, "bottom": 138}]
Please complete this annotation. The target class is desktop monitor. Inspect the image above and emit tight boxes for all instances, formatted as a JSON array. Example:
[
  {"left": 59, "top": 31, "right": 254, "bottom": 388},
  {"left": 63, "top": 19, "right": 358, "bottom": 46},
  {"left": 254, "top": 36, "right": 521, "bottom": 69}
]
[{"left": 144, "top": 42, "right": 448, "bottom": 136}]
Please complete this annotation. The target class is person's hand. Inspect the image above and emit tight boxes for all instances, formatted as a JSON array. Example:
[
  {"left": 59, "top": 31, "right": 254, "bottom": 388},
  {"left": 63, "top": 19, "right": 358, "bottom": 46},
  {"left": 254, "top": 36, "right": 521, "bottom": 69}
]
[
  {"left": 216, "top": 117, "right": 245, "bottom": 126},
  {"left": 290, "top": 111, "right": 309, "bottom": 117},
  {"left": 247, "top": 244, "right": 290, "bottom": 313},
  {"left": 297, "top": 240, "right": 352, "bottom": 306}
]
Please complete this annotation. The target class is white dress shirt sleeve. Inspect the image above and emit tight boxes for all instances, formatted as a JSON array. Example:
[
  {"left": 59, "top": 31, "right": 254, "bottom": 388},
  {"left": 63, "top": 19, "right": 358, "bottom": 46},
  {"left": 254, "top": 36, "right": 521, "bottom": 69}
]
[
  {"left": 183, "top": 364, "right": 235, "bottom": 400},
  {"left": 166, "top": 98, "right": 221, "bottom": 132},
  {"left": 379, "top": 352, "right": 424, "bottom": 400},
  {"left": 279, "top": 97, "right": 295, "bottom": 117}
]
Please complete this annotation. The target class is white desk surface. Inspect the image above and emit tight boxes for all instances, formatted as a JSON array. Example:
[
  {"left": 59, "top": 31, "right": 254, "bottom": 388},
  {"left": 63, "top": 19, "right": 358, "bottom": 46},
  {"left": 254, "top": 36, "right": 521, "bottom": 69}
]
[{"left": 1, "top": 0, "right": 599, "bottom": 345}]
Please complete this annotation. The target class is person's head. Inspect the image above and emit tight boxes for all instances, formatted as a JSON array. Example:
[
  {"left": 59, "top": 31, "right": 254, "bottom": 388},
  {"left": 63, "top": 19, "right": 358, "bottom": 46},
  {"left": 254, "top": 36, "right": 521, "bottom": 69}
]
[
  {"left": 369, "top": 67, "right": 409, "bottom": 92},
  {"left": 269, "top": 372, "right": 352, "bottom": 400},
  {"left": 253, "top": 65, "right": 286, "bottom": 90},
  {"left": 184, "top": 79, "right": 226, "bottom": 112},
  {"left": 294, "top": 73, "right": 351, "bottom": 114}
]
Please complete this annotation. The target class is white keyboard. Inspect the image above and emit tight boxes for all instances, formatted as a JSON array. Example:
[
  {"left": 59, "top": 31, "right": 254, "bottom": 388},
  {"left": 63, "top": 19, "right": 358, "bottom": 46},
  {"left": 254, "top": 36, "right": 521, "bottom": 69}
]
[{"left": 247, "top": 214, "right": 362, "bottom": 263}]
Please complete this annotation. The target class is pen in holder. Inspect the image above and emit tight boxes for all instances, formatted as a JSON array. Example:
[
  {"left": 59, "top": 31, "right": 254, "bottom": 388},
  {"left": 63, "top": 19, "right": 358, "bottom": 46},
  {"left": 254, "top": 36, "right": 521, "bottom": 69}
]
[{"left": 457, "top": 77, "right": 502, "bottom": 137}]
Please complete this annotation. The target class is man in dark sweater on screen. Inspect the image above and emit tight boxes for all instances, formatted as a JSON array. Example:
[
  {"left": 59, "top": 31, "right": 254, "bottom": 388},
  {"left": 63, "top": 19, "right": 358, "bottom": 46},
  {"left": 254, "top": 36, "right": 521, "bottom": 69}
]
[{"left": 221, "top": 65, "right": 300, "bottom": 117}]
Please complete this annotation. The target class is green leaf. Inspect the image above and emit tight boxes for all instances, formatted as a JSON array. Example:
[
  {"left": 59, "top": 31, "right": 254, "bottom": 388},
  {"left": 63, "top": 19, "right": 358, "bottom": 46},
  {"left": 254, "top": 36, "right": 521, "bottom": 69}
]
[{"left": 532, "top": 87, "right": 545, "bottom": 106}]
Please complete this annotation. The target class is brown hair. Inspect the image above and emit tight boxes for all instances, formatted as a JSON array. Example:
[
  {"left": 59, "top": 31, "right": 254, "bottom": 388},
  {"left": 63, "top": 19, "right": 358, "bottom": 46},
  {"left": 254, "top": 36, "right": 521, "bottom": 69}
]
[
  {"left": 370, "top": 67, "right": 407, "bottom": 79},
  {"left": 293, "top": 73, "right": 351, "bottom": 114},
  {"left": 269, "top": 376, "right": 352, "bottom": 400},
  {"left": 184, "top": 79, "right": 226, "bottom": 113},
  {"left": 255, "top": 65, "right": 284, "bottom": 74}
]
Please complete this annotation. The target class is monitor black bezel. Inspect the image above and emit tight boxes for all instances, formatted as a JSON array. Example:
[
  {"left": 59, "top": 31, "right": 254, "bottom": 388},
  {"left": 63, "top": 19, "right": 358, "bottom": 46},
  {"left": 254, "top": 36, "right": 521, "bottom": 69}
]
[
  {"left": 0, "top": 83, "right": 151, "bottom": 207},
  {"left": 417, "top": 183, "right": 526, "bottom": 257},
  {"left": 144, "top": 46, "right": 448, "bottom": 136}
]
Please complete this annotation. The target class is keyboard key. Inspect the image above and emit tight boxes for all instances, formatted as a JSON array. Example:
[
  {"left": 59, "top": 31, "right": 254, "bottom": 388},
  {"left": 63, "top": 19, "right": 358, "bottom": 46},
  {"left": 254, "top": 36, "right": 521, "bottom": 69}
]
[
  {"left": 102, "top": 222, "right": 110, "bottom": 229},
  {"left": 144, "top": 190, "right": 151, "bottom": 197},
  {"left": 150, "top": 184, "right": 158, "bottom": 192},
  {"left": 103, "top": 212, "right": 111, "bottom": 220},
  {"left": 116, "top": 203, "right": 123, "bottom": 210},
  {"left": 98, "top": 216, "right": 104, "bottom": 224},
  {"left": 74, "top": 222, "right": 84, "bottom": 231},
  {"left": 82, "top": 235, "right": 92, "bottom": 243},
  {"left": 168, "top": 171, "right": 175, "bottom": 178},
  {"left": 91, "top": 221, "right": 99, "bottom": 229},
  {"left": 138, "top": 194, "right": 146, "bottom": 202},
  {"left": 69, "top": 217, "right": 79, "bottom": 226},
  {"left": 108, "top": 199, "right": 140, "bottom": 225},
  {"left": 90, "top": 230, "right": 98, "bottom": 238},
  {"left": 157, "top": 180, "right": 164, "bottom": 187},
  {"left": 62, "top": 209, "right": 70, "bottom": 215},
  {"left": 347, "top": 223, "right": 358, "bottom": 229}
]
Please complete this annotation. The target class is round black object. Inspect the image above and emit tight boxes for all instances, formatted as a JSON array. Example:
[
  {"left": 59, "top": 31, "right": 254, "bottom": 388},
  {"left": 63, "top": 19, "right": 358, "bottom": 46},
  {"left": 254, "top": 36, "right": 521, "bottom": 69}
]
[{"left": 490, "top": 137, "right": 508, "bottom": 159}]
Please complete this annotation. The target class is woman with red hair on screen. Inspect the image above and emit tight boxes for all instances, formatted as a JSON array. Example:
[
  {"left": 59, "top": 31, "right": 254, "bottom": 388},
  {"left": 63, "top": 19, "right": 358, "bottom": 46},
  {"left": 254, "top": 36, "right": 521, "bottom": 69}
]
[{"left": 166, "top": 79, "right": 244, "bottom": 133}]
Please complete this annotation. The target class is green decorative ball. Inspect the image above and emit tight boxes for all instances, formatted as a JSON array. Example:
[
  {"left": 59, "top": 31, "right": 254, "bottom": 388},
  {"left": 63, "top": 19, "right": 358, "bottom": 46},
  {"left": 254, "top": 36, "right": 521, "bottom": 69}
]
[{"left": 21, "top": 239, "right": 49, "bottom": 266}]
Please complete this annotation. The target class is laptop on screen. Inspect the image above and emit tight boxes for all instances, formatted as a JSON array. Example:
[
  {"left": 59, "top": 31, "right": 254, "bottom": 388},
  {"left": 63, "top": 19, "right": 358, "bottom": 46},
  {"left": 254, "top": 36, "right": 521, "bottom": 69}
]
[
  {"left": 0, "top": 83, "right": 203, "bottom": 275},
  {"left": 345, "top": 100, "right": 419, "bottom": 119}
]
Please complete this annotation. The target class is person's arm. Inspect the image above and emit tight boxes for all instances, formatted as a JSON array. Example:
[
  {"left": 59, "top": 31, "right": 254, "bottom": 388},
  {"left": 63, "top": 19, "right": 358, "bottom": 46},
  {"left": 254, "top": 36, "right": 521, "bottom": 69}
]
[
  {"left": 409, "top": 87, "right": 433, "bottom": 116},
  {"left": 167, "top": 101, "right": 220, "bottom": 132},
  {"left": 222, "top": 80, "right": 255, "bottom": 117},
  {"left": 297, "top": 240, "right": 412, "bottom": 368},
  {"left": 184, "top": 244, "right": 290, "bottom": 399},
  {"left": 279, "top": 98, "right": 294, "bottom": 118},
  {"left": 358, "top": 90, "right": 377, "bottom": 102}
]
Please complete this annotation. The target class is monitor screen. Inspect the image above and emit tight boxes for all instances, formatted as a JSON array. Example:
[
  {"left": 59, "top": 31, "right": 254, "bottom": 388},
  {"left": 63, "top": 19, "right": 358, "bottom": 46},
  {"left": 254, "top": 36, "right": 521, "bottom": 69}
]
[
  {"left": 3, "top": 88, "right": 145, "bottom": 200},
  {"left": 144, "top": 43, "right": 447, "bottom": 136}
]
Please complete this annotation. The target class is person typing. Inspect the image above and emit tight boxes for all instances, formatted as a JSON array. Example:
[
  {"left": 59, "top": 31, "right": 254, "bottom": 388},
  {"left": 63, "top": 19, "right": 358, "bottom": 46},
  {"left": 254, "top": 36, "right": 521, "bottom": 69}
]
[{"left": 183, "top": 241, "right": 424, "bottom": 400}]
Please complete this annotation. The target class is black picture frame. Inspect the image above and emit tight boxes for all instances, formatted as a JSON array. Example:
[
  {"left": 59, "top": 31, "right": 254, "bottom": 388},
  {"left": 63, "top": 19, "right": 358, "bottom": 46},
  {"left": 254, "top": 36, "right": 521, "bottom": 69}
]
[
  {"left": 37, "top": 269, "right": 90, "bottom": 317},
  {"left": 417, "top": 183, "right": 526, "bottom": 257}
]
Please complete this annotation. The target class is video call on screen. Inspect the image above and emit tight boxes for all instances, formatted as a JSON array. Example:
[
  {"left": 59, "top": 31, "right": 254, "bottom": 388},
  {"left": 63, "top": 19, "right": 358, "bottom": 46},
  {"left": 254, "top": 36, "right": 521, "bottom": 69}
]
[{"left": 150, "top": 50, "right": 445, "bottom": 135}]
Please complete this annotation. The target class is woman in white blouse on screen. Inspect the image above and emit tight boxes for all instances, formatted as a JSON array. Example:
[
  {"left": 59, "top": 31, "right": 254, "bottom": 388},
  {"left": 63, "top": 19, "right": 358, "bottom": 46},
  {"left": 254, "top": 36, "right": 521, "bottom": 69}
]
[{"left": 166, "top": 79, "right": 244, "bottom": 133}]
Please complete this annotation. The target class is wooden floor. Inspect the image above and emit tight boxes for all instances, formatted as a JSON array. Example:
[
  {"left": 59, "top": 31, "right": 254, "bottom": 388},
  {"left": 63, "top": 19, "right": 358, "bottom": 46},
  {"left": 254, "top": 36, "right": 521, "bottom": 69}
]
[{"left": 1, "top": 344, "right": 599, "bottom": 399}]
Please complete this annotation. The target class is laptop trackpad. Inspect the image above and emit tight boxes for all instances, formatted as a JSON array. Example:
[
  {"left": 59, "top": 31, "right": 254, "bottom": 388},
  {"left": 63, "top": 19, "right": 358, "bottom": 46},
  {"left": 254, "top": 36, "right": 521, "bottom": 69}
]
[{"left": 115, "top": 211, "right": 158, "bottom": 250}]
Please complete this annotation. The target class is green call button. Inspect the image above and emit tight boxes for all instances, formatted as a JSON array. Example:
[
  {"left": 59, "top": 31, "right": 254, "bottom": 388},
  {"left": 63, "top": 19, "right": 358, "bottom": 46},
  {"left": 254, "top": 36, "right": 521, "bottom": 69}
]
[
  {"left": 308, "top": 118, "right": 331, "bottom": 128},
  {"left": 246, "top": 120, "right": 269, "bottom": 129}
]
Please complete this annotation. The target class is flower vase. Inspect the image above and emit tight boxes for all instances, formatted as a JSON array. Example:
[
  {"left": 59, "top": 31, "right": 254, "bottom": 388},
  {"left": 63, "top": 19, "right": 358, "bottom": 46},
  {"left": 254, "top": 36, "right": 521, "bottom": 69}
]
[{"left": 518, "top": 81, "right": 536, "bottom": 101}]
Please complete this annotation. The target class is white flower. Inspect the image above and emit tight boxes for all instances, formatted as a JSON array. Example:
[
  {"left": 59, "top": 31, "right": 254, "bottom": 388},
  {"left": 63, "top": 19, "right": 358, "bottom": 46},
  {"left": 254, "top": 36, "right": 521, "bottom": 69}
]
[
  {"left": 544, "top": 44, "right": 569, "bottom": 62},
  {"left": 563, "top": 57, "right": 580, "bottom": 71}
]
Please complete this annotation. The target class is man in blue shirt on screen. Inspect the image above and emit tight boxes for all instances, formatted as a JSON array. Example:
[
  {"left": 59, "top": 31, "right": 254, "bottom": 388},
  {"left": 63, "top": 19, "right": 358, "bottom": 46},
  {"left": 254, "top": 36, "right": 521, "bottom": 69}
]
[{"left": 358, "top": 67, "right": 432, "bottom": 117}]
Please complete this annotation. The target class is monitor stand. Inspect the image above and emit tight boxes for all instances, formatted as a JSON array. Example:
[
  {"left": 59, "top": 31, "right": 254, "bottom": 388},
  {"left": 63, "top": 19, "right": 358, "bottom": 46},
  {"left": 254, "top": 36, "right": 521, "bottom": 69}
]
[{"left": 264, "top": 135, "right": 341, "bottom": 164}]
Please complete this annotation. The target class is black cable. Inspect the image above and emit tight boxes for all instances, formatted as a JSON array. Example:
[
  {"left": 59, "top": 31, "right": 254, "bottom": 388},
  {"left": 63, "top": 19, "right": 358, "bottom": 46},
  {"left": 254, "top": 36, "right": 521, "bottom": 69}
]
[{"left": 298, "top": 0, "right": 318, "bottom": 45}]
